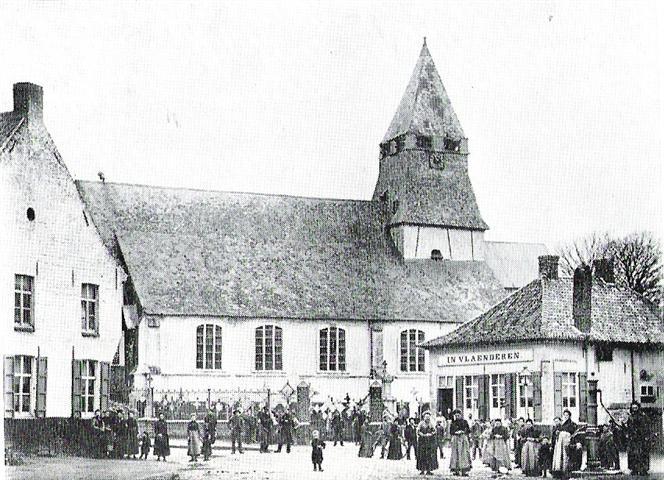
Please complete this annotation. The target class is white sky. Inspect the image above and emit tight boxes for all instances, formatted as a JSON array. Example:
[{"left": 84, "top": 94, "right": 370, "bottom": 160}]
[{"left": 1, "top": 1, "right": 662, "bottom": 249}]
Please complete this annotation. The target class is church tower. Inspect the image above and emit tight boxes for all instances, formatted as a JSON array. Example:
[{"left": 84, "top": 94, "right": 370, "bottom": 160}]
[{"left": 373, "top": 39, "right": 488, "bottom": 261}]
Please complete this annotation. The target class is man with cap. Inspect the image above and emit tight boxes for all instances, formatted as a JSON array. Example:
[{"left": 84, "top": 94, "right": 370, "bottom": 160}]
[{"left": 229, "top": 408, "right": 244, "bottom": 454}]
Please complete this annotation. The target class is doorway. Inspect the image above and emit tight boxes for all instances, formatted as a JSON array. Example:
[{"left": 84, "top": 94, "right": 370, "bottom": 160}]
[{"left": 437, "top": 388, "right": 454, "bottom": 416}]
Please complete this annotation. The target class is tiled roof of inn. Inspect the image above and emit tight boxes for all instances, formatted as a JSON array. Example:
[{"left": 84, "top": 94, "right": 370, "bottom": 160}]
[
  {"left": 76, "top": 181, "right": 506, "bottom": 320},
  {"left": 423, "top": 277, "right": 664, "bottom": 348}
]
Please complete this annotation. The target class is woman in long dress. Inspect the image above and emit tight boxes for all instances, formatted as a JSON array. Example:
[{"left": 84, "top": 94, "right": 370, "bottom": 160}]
[
  {"left": 626, "top": 401, "right": 651, "bottom": 476},
  {"left": 449, "top": 410, "right": 472, "bottom": 476},
  {"left": 153, "top": 412, "right": 170, "bottom": 461},
  {"left": 187, "top": 413, "right": 202, "bottom": 462},
  {"left": 484, "top": 418, "right": 511, "bottom": 473},
  {"left": 387, "top": 419, "right": 403, "bottom": 460},
  {"left": 125, "top": 411, "right": 140, "bottom": 460},
  {"left": 520, "top": 419, "right": 540, "bottom": 476},
  {"left": 551, "top": 410, "right": 576, "bottom": 478},
  {"left": 416, "top": 411, "right": 439, "bottom": 475}
]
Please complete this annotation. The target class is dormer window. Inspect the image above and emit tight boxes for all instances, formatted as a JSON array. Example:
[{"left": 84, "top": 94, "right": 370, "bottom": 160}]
[
  {"left": 444, "top": 138, "right": 461, "bottom": 152},
  {"left": 395, "top": 136, "right": 405, "bottom": 153},
  {"left": 380, "top": 143, "right": 390, "bottom": 159},
  {"left": 416, "top": 135, "right": 432, "bottom": 150},
  {"left": 379, "top": 191, "right": 389, "bottom": 202},
  {"left": 431, "top": 249, "right": 443, "bottom": 260}
]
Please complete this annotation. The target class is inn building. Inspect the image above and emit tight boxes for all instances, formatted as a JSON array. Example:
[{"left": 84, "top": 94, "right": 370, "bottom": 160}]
[{"left": 423, "top": 255, "right": 664, "bottom": 431}]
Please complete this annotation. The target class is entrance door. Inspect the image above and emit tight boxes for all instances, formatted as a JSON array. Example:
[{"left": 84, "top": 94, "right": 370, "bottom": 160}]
[{"left": 437, "top": 388, "right": 453, "bottom": 416}]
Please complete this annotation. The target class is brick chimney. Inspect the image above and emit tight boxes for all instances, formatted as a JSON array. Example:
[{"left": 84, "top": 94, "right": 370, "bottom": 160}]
[
  {"left": 538, "top": 255, "right": 559, "bottom": 280},
  {"left": 13, "top": 82, "right": 43, "bottom": 122},
  {"left": 592, "top": 258, "right": 615, "bottom": 284},
  {"left": 573, "top": 264, "right": 592, "bottom": 333}
]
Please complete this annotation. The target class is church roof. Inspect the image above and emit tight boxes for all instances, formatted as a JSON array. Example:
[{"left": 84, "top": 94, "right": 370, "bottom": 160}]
[
  {"left": 76, "top": 180, "right": 506, "bottom": 321},
  {"left": 423, "top": 277, "right": 664, "bottom": 348},
  {"left": 383, "top": 40, "right": 465, "bottom": 143}
]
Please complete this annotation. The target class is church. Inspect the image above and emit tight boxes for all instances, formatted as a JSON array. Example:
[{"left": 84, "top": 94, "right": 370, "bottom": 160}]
[{"left": 3, "top": 41, "right": 546, "bottom": 420}]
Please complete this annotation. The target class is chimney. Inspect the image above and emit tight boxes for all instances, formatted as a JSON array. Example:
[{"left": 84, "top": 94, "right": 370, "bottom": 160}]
[
  {"left": 573, "top": 264, "right": 592, "bottom": 333},
  {"left": 13, "top": 82, "right": 43, "bottom": 122},
  {"left": 538, "top": 255, "right": 559, "bottom": 280},
  {"left": 592, "top": 258, "right": 615, "bottom": 284}
]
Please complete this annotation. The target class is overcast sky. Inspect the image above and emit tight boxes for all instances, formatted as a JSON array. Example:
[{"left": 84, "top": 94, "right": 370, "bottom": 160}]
[{"left": 2, "top": 1, "right": 662, "bottom": 249}]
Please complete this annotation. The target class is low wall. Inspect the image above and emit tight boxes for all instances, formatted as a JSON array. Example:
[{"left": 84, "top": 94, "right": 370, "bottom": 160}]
[{"left": 4, "top": 418, "right": 95, "bottom": 456}]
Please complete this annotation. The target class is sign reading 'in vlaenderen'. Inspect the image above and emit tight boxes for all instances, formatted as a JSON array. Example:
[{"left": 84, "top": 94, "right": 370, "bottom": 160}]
[{"left": 438, "top": 349, "right": 534, "bottom": 366}]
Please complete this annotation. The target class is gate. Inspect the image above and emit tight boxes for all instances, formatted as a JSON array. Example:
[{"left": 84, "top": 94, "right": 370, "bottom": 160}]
[{"left": 152, "top": 387, "right": 271, "bottom": 421}]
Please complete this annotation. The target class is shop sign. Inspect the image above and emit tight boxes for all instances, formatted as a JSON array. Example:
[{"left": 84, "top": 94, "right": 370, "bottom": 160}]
[{"left": 438, "top": 349, "right": 533, "bottom": 366}]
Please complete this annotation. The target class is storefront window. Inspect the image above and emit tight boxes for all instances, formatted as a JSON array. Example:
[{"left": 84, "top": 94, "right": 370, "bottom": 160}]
[
  {"left": 561, "top": 372, "right": 577, "bottom": 408},
  {"left": 490, "top": 374, "right": 506, "bottom": 408},
  {"left": 464, "top": 375, "right": 479, "bottom": 412}
]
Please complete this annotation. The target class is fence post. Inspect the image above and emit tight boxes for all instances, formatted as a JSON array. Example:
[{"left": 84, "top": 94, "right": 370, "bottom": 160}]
[{"left": 296, "top": 382, "right": 311, "bottom": 445}]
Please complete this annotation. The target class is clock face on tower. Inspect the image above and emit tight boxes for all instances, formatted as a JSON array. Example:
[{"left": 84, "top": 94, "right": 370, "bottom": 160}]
[{"left": 429, "top": 152, "right": 445, "bottom": 170}]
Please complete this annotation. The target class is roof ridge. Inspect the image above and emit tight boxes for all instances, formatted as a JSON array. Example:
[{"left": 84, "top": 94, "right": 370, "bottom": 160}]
[{"left": 76, "top": 179, "right": 376, "bottom": 204}]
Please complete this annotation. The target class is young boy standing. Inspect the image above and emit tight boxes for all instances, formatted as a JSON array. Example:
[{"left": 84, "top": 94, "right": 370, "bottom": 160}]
[{"left": 311, "top": 430, "right": 326, "bottom": 472}]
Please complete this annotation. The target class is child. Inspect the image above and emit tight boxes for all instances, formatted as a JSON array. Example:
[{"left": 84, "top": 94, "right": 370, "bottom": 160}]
[
  {"left": 201, "top": 424, "right": 212, "bottom": 461},
  {"left": 139, "top": 431, "right": 151, "bottom": 460},
  {"left": 311, "top": 430, "right": 326, "bottom": 472},
  {"left": 538, "top": 436, "right": 551, "bottom": 477}
]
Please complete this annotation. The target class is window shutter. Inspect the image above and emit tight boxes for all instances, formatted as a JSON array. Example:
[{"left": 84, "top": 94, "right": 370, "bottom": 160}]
[
  {"left": 478, "top": 374, "right": 489, "bottom": 421},
  {"left": 578, "top": 373, "right": 587, "bottom": 423},
  {"left": 532, "top": 371, "right": 542, "bottom": 422},
  {"left": 455, "top": 376, "right": 464, "bottom": 413},
  {"left": 508, "top": 372, "right": 518, "bottom": 418},
  {"left": 100, "top": 361, "right": 110, "bottom": 412},
  {"left": 36, "top": 356, "right": 47, "bottom": 418},
  {"left": 71, "top": 359, "right": 82, "bottom": 418},
  {"left": 4, "top": 356, "right": 14, "bottom": 418},
  {"left": 553, "top": 372, "right": 563, "bottom": 418}
]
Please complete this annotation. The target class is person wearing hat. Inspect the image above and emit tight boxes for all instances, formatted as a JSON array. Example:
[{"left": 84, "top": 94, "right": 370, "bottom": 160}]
[
  {"left": 416, "top": 411, "right": 439, "bottom": 475},
  {"left": 229, "top": 408, "right": 244, "bottom": 454},
  {"left": 626, "top": 401, "right": 651, "bottom": 476},
  {"left": 331, "top": 409, "right": 345, "bottom": 446},
  {"left": 153, "top": 412, "right": 170, "bottom": 461},
  {"left": 449, "top": 409, "right": 472, "bottom": 476},
  {"left": 276, "top": 408, "right": 299, "bottom": 453},
  {"left": 258, "top": 405, "right": 273, "bottom": 453}
]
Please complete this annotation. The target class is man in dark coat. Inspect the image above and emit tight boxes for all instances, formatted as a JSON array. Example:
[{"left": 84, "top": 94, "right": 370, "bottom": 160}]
[
  {"left": 229, "top": 409, "right": 244, "bottom": 454},
  {"left": 205, "top": 408, "right": 217, "bottom": 444},
  {"left": 331, "top": 410, "right": 344, "bottom": 446},
  {"left": 258, "top": 406, "right": 273, "bottom": 453},
  {"left": 404, "top": 417, "right": 418, "bottom": 460},
  {"left": 126, "top": 411, "right": 140, "bottom": 459},
  {"left": 626, "top": 401, "right": 651, "bottom": 475},
  {"left": 113, "top": 410, "right": 127, "bottom": 459},
  {"left": 276, "top": 410, "right": 298, "bottom": 453},
  {"left": 153, "top": 412, "right": 170, "bottom": 461}
]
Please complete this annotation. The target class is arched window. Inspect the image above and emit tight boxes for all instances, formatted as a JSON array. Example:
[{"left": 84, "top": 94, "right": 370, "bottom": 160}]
[
  {"left": 196, "top": 324, "right": 222, "bottom": 370},
  {"left": 400, "top": 329, "right": 425, "bottom": 372},
  {"left": 319, "top": 327, "right": 345, "bottom": 371},
  {"left": 255, "top": 325, "right": 283, "bottom": 370}
]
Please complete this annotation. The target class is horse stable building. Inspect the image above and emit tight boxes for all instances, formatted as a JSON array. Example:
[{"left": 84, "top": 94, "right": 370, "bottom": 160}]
[{"left": 423, "top": 255, "right": 664, "bottom": 435}]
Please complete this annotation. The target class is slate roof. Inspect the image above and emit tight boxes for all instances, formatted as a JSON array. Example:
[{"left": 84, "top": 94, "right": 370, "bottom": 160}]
[
  {"left": 423, "top": 277, "right": 664, "bottom": 348},
  {"left": 374, "top": 150, "right": 489, "bottom": 230},
  {"left": 76, "top": 181, "right": 506, "bottom": 320},
  {"left": 483, "top": 241, "right": 549, "bottom": 290},
  {"left": 0, "top": 112, "right": 24, "bottom": 150},
  {"left": 383, "top": 41, "right": 464, "bottom": 143}
]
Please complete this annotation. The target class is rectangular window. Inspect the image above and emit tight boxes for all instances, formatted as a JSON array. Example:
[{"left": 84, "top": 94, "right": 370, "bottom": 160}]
[
  {"left": 416, "top": 135, "right": 433, "bottom": 149},
  {"left": 561, "top": 372, "right": 577, "bottom": 408},
  {"left": 14, "top": 275, "right": 34, "bottom": 331},
  {"left": 255, "top": 325, "right": 283, "bottom": 371},
  {"left": 596, "top": 345, "right": 613, "bottom": 362},
  {"left": 491, "top": 374, "right": 506, "bottom": 408},
  {"left": 464, "top": 375, "right": 479, "bottom": 410},
  {"left": 519, "top": 381, "right": 533, "bottom": 408},
  {"left": 640, "top": 384, "right": 656, "bottom": 403},
  {"left": 81, "top": 360, "right": 96, "bottom": 413},
  {"left": 196, "top": 324, "right": 222, "bottom": 370},
  {"left": 320, "top": 327, "right": 345, "bottom": 372},
  {"left": 438, "top": 375, "right": 454, "bottom": 388},
  {"left": 81, "top": 283, "right": 99, "bottom": 335},
  {"left": 13, "top": 355, "right": 34, "bottom": 414}
]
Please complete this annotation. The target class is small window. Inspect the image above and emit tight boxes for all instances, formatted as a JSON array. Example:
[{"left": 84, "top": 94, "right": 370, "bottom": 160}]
[
  {"left": 380, "top": 143, "right": 390, "bottom": 158},
  {"left": 444, "top": 138, "right": 461, "bottom": 152},
  {"left": 490, "top": 374, "right": 506, "bottom": 408},
  {"left": 640, "top": 384, "right": 656, "bottom": 404},
  {"left": 196, "top": 324, "right": 222, "bottom": 370},
  {"left": 81, "top": 283, "right": 99, "bottom": 335},
  {"left": 416, "top": 135, "right": 433, "bottom": 149},
  {"left": 81, "top": 360, "right": 97, "bottom": 413},
  {"left": 26, "top": 208, "right": 35, "bottom": 221},
  {"left": 400, "top": 329, "right": 425, "bottom": 372},
  {"left": 596, "top": 345, "right": 613, "bottom": 362},
  {"left": 561, "top": 372, "right": 578, "bottom": 408},
  {"left": 431, "top": 249, "right": 443, "bottom": 260},
  {"left": 395, "top": 136, "right": 405, "bottom": 153},
  {"left": 14, "top": 274, "right": 34, "bottom": 331},
  {"left": 13, "top": 355, "right": 34, "bottom": 414}
]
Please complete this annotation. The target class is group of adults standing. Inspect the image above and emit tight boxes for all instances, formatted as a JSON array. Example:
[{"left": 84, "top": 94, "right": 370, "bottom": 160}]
[{"left": 91, "top": 409, "right": 140, "bottom": 459}]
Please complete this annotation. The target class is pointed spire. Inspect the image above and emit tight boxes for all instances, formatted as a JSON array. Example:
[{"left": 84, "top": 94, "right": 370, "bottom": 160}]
[{"left": 382, "top": 40, "right": 464, "bottom": 143}]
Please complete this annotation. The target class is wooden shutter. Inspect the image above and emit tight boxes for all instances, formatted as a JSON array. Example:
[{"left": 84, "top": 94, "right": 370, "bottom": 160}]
[
  {"left": 36, "top": 356, "right": 47, "bottom": 418},
  {"left": 553, "top": 372, "right": 563, "bottom": 418},
  {"left": 71, "top": 359, "right": 82, "bottom": 418},
  {"left": 100, "top": 361, "right": 110, "bottom": 412},
  {"left": 510, "top": 373, "right": 518, "bottom": 418},
  {"left": 4, "top": 356, "right": 14, "bottom": 418},
  {"left": 478, "top": 374, "right": 489, "bottom": 421},
  {"left": 532, "top": 371, "right": 542, "bottom": 422},
  {"left": 455, "top": 376, "right": 464, "bottom": 413},
  {"left": 504, "top": 373, "right": 516, "bottom": 418},
  {"left": 578, "top": 372, "right": 587, "bottom": 423}
]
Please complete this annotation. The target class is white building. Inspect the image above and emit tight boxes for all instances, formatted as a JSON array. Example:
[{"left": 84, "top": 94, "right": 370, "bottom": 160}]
[
  {"left": 1, "top": 83, "right": 126, "bottom": 419},
  {"left": 424, "top": 256, "right": 663, "bottom": 431}
]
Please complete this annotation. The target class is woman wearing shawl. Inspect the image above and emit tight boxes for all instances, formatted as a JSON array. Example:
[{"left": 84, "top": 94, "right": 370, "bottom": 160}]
[
  {"left": 484, "top": 418, "right": 511, "bottom": 473},
  {"left": 387, "top": 417, "right": 403, "bottom": 460},
  {"left": 416, "top": 411, "right": 439, "bottom": 475},
  {"left": 520, "top": 419, "right": 540, "bottom": 476},
  {"left": 449, "top": 410, "right": 472, "bottom": 476},
  {"left": 551, "top": 410, "right": 576, "bottom": 478},
  {"left": 153, "top": 412, "right": 170, "bottom": 461},
  {"left": 187, "top": 413, "right": 202, "bottom": 462}
]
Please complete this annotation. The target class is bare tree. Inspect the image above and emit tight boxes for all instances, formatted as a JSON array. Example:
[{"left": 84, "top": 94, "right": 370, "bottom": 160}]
[{"left": 558, "top": 231, "right": 662, "bottom": 303}]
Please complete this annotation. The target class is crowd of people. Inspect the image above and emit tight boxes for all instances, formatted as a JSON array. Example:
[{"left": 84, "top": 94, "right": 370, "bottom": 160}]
[{"left": 88, "top": 400, "right": 654, "bottom": 477}]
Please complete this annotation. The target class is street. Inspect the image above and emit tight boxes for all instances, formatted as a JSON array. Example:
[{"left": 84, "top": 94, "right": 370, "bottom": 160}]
[{"left": 6, "top": 443, "right": 664, "bottom": 480}]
